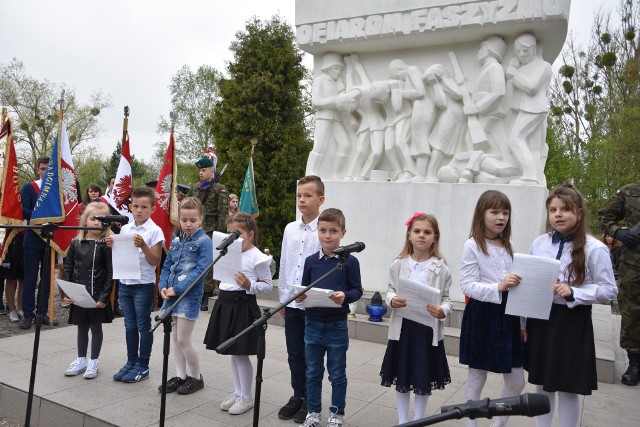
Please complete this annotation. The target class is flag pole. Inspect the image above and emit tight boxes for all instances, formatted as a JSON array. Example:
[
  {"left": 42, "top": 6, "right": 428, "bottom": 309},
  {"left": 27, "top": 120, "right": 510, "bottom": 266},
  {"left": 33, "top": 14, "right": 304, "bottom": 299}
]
[{"left": 122, "top": 105, "right": 129, "bottom": 144}]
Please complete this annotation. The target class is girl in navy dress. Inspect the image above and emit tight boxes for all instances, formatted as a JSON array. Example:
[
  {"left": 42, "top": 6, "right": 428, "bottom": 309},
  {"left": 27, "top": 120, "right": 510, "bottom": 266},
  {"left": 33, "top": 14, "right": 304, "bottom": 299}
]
[
  {"left": 526, "top": 184, "right": 617, "bottom": 427},
  {"left": 380, "top": 212, "right": 452, "bottom": 424},
  {"left": 459, "top": 190, "right": 525, "bottom": 427}
]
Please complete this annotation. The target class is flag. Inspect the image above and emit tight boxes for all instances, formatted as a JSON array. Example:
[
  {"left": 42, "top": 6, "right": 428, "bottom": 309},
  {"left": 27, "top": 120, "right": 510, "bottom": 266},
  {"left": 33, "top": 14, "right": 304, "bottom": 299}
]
[
  {"left": 150, "top": 132, "right": 178, "bottom": 251},
  {"left": 30, "top": 120, "right": 81, "bottom": 255},
  {"left": 239, "top": 148, "right": 259, "bottom": 218},
  {"left": 0, "top": 118, "right": 23, "bottom": 263},
  {"left": 108, "top": 135, "right": 134, "bottom": 220}
]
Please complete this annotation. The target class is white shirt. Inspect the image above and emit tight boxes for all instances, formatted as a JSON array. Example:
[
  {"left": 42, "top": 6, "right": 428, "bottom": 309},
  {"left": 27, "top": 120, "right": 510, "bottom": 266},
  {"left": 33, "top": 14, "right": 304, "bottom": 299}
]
[
  {"left": 460, "top": 238, "right": 512, "bottom": 304},
  {"left": 278, "top": 216, "right": 321, "bottom": 309},
  {"left": 528, "top": 233, "right": 617, "bottom": 307},
  {"left": 219, "top": 246, "right": 273, "bottom": 295},
  {"left": 119, "top": 218, "right": 164, "bottom": 285}
]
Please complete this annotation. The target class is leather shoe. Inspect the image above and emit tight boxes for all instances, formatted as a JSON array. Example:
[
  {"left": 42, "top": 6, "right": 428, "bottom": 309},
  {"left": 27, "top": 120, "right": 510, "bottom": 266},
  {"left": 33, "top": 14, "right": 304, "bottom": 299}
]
[
  {"left": 200, "top": 298, "right": 209, "bottom": 312},
  {"left": 278, "top": 396, "right": 303, "bottom": 420},
  {"left": 19, "top": 317, "right": 33, "bottom": 329}
]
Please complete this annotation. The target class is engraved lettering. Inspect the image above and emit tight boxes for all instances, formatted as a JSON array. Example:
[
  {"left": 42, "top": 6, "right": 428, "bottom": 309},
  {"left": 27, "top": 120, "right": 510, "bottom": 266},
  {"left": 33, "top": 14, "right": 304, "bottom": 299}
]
[{"left": 442, "top": 5, "right": 462, "bottom": 28}]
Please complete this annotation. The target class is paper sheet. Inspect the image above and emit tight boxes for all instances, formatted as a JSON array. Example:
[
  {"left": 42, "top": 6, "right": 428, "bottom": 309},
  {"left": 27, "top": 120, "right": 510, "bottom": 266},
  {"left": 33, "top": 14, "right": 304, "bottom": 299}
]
[
  {"left": 110, "top": 234, "right": 141, "bottom": 279},
  {"left": 293, "top": 284, "right": 337, "bottom": 308},
  {"left": 56, "top": 279, "right": 97, "bottom": 309},
  {"left": 505, "top": 253, "right": 561, "bottom": 320},
  {"left": 212, "top": 231, "right": 244, "bottom": 284},
  {"left": 395, "top": 277, "right": 441, "bottom": 330}
]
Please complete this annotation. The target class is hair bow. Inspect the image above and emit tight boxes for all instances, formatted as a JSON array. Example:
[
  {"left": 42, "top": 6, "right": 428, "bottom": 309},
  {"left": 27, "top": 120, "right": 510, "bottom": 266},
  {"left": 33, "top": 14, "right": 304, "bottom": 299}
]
[{"left": 405, "top": 212, "right": 425, "bottom": 227}]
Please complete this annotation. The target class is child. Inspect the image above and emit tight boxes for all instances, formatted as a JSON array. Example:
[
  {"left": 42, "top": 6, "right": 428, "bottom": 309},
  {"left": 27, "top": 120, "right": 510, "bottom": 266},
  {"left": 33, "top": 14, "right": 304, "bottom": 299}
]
[
  {"left": 228, "top": 193, "right": 239, "bottom": 218},
  {"left": 380, "top": 212, "right": 452, "bottom": 424},
  {"left": 526, "top": 184, "right": 617, "bottom": 427},
  {"left": 157, "top": 197, "right": 212, "bottom": 394},
  {"left": 108, "top": 186, "right": 164, "bottom": 383},
  {"left": 459, "top": 190, "right": 525, "bottom": 427},
  {"left": 277, "top": 175, "right": 325, "bottom": 423},
  {"left": 204, "top": 212, "right": 273, "bottom": 415},
  {"left": 62, "top": 202, "right": 114, "bottom": 379},
  {"left": 295, "top": 208, "right": 363, "bottom": 427}
]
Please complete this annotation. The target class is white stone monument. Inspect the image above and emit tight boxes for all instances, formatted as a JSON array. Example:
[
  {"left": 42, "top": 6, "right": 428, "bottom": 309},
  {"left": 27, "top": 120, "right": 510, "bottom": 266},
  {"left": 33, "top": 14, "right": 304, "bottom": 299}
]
[{"left": 296, "top": 0, "right": 570, "bottom": 301}]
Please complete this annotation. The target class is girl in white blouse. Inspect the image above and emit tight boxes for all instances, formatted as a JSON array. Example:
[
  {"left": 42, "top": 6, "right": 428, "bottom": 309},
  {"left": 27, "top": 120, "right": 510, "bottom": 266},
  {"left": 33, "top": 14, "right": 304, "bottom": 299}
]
[
  {"left": 526, "top": 184, "right": 617, "bottom": 427},
  {"left": 459, "top": 190, "right": 525, "bottom": 427}
]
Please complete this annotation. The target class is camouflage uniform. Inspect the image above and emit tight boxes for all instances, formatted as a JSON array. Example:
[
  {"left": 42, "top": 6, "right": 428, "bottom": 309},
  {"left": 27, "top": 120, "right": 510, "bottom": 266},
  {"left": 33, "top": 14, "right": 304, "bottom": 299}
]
[
  {"left": 188, "top": 181, "right": 229, "bottom": 294},
  {"left": 599, "top": 182, "right": 640, "bottom": 384}
]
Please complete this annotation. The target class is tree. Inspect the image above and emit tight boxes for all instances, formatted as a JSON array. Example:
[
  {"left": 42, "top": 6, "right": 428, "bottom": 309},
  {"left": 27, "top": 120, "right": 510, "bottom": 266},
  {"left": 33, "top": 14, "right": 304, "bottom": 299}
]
[
  {"left": 104, "top": 141, "right": 156, "bottom": 189},
  {"left": 212, "top": 15, "right": 312, "bottom": 263},
  {"left": 157, "top": 64, "right": 223, "bottom": 162},
  {"left": 0, "top": 58, "right": 111, "bottom": 182}
]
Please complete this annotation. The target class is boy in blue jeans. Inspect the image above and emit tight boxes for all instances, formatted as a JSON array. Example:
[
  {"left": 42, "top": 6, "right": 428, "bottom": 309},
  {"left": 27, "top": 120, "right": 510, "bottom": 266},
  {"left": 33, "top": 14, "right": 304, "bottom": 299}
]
[
  {"left": 295, "top": 208, "right": 362, "bottom": 427},
  {"left": 107, "top": 186, "right": 164, "bottom": 383}
]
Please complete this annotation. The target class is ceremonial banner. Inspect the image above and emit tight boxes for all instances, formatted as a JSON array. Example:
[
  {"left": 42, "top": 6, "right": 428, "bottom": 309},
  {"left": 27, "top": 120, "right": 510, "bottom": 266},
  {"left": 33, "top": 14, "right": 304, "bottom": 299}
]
[
  {"left": 150, "top": 132, "right": 178, "bottom": 251},
  {"left": 0, "top": 118, "right": 23, "bottom": 263},
  {"left": 110, "top": 135, "right": 133, "bottom": 219},
  {"left": 30, "top": 121, "right": 80, "bottom": 255},
  {"left": 239, "top": 148, "right": 259, "bottom": 218}
]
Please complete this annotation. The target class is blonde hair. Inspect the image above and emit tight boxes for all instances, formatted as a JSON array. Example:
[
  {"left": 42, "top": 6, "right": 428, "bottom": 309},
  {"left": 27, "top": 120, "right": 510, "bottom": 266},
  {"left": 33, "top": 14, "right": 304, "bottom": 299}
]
[
  {"left": 77, "top": 202, "right": 111, "bottom": 240},
  {"left": 398, "top": 213, "right": 443, "bottom": 260}
]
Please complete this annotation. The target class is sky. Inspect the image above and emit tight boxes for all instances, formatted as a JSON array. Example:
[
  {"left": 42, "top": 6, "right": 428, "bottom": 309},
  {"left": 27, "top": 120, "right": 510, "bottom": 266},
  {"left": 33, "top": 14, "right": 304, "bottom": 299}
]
[{"left": 1, "top": 0, "right": 617, "bottom": 163}]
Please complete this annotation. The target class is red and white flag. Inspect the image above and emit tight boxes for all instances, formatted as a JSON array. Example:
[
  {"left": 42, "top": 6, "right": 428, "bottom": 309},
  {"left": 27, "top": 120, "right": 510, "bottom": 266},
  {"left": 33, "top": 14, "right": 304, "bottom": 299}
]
[
  {"left": 150, "top": 132, "right": 178, "bottom": 251},
  {"left": 0, "top": 118, "right": 24, "bottom": 263},
  {"left": 107, "top": 135, "right": 134, "bottom": 221}
]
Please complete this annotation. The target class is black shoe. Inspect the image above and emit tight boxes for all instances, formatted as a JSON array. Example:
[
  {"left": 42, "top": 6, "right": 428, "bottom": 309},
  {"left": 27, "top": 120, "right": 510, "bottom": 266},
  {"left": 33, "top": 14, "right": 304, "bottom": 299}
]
[
  {"left": 278, "top": 396, "right": 303, "bottom": 420},
  {"left": 200, "top": 298, "right": 209, "bottom": 312},
  {"left": 158, "top": 376, "right": 185, "bottom": 393},
  {"left": 19, "top": 317, "right": 33, "bottom": 329},
  {"left": 293, "top": 398, "right": 308, "bottom": 424},
  {"left": 114, "top": 308, "right": 124, "bottom": 318},
  {"left": 622, "top": 353, "right": 640, "bottom": 386},
  {"left": 177, "top": 375, "right": 204, "bottom": 394}
]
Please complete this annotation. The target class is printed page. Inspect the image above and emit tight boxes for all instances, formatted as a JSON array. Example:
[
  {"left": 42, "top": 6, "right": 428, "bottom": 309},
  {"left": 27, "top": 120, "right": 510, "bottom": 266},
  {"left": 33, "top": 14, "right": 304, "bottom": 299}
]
[
  {"left": 111, "top": 234, "right": 141, "bottom": 280},
  {"left": 56, "top": 279, "right": 97, "bottom": 309},
  {"left": 396, "top": 277, "right": 441, "bottom": 330},
  {"left": 505, "top": 253, "right": 560, "bottom": 320},
  {"left": 212, "top": 231, "right": 244, "bottom": 284},
  {"left": 293, "top": 284, "right": 337, "bottom": 308}
]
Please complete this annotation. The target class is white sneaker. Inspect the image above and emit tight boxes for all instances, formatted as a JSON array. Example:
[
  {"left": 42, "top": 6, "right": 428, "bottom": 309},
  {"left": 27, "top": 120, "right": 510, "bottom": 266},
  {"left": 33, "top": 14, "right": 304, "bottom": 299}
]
[
  {"left": 228, "top": 397, "right": 254, "bottom": 415},
  {"left": 220, "top": 392, "right": 240, "bottom": 411},
  {"left": 64, "top": 357, "right": 88, "bottom": 376},
  {"left": 17, "top": 310, "right": 24, "bottom": 319},
  {"left": 8, "top": 311, "right": 20, "bottom": 322},
  {"left": 83, "top": 359, "right": 99, "bottom": 379},
  {"left": 327, "top": 411, "right": 344, "bottom": 427},
  {"left": 299, "top": 412, "right": 321, "bottom": 427}
]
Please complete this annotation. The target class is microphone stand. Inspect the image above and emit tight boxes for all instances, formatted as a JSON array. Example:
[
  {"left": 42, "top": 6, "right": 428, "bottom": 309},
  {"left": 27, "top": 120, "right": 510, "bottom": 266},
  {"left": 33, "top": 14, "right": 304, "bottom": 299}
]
[
  {"left": 0, "top": 222, "right": 104, "bottom": 427},
  {"left": 215, "top": 255, "right": 348, "bottom": 427},
  {"left": 394, "top": 401, "right": 485, "bottom": 427},
  {"left": 150, "top": 245, "right": 232, "bottom": 427}
]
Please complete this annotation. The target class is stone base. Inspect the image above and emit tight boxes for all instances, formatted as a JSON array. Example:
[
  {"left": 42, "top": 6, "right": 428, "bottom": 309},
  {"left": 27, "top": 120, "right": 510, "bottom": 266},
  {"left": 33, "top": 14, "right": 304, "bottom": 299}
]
[{"left": 321, "top": 181, "right": 548, "bottom": 302}]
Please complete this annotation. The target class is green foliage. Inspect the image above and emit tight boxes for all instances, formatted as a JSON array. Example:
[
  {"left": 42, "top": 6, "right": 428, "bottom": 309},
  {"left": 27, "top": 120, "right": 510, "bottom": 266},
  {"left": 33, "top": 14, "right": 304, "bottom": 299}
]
[
  {"left": 212, "top": 15, "right": 311, "bottom": 267},
  {"left": 104, "top": 141, "right": 156, "bottom": 189}
]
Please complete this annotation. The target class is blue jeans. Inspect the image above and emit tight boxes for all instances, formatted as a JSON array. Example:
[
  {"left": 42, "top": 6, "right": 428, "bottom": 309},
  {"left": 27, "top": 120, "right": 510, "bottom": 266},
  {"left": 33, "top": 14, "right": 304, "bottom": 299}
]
[
  {"left": 22, "top": 247, "right": 47, "bottom": 320},
  {"left": 119, "top": 283, "right": 154, "bottom": 367},
  {"left": 305, "top": 318, "right": 349, "bottom": 415},
  {"left": 286, "top": 307, "right": 306, "bottom": 397}
]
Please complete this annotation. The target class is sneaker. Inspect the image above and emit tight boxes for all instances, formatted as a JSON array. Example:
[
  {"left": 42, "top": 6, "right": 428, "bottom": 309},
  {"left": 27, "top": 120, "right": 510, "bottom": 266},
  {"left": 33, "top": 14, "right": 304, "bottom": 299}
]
[
  {"left": 293, "top": 398, "right": 308, "bottom": 424},
  {"left": 228, "top": 397, "right": 254, "bottom": 415},
  {"left": 64, "top": 357, "right": 88, "bottom": 376},
  {"left": 279, "top": 396, "right": 304, "bottom": 420},
  {"left": 19, "top": 317, "right": 33, "bottom": 329},
  {"left": 83, "top": 359, "right": 99, "bottom": 379},
  {"left": 121, "top": 363, "right": 149, "bottom": 383},
  {"left": 299, "top": 412, "right": 321, "bottom": 427},
  {"left": 177, "top": 375, "right": 204, "bottom": 394},
  {"left": 17, "top": 310, "right": 24, "bottom": 319},
  {"left": 8, "top": 311, "right": 20, "bottom": 322},
  {"left": 220, "top": 392, "right": 241, "bottom": 411},
  {"left": 0, "top": 306, "right": 7, "bottom": 315},
  {"left": 158, "top": 376, "right": 185, "bottom": 393},
  {"left": 327, "top": 411, "right": 344, "bottom": 427},
  {"left": 113, "top": 362, "right": 135, "bottom": 381}
]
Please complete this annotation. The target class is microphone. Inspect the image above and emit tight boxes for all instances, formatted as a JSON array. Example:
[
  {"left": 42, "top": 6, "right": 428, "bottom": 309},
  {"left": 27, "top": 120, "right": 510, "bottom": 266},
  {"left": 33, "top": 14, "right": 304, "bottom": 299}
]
[
  {"left": 333, "top": 242, "right": 365, "bottom": 256},
  {"left": 216, "top": 230, "right": 241, "bottom": 251},
  {"left": 94, "top": 215, "right": 129, "bottom": 224},
  {"left": 441, "top": 393, "right": 550, "bottom": 419}
]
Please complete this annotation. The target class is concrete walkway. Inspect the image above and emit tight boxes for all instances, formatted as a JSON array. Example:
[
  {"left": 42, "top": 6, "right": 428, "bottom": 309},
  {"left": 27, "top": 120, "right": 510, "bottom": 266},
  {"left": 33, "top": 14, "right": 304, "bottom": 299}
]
[{"left": 0, "top": 311, "right": 638, "bottom": 427}]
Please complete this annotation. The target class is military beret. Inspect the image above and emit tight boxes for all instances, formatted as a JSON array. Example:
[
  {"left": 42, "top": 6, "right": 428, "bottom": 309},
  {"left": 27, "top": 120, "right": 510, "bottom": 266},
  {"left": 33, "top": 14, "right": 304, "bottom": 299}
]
[
  {"left": 195, "top": 158, "right": 214, "bottom": 169},
  {"left": 177, "top": 184, "right": 191, "bottom": 195}
]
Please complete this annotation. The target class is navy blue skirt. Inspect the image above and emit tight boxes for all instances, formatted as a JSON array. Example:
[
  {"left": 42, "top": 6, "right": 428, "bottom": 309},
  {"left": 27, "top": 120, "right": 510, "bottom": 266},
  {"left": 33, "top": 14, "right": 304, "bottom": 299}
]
[
  {"left": 380, "top": 318, "right": 450, "bottom": 395},
  {"left": 459, "top": 293, "right": 523, "bottom": 373},
  {"left": 203, "top": 290, "right": 261, "bottom": 355}
]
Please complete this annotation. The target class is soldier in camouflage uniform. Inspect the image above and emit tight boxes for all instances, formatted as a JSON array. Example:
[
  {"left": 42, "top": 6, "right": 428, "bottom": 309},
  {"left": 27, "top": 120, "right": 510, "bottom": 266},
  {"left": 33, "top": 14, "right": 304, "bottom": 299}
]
[
  {"left": 188, "top": 157, "right": 229, "bottom": 311},
  {"left": 599, "top": 182, "right": 640, "bottom": 386}
]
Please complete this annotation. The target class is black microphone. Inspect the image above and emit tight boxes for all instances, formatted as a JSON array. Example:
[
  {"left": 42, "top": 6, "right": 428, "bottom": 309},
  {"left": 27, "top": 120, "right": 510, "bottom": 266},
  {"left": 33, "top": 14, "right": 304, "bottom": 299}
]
[
  {"left": 216, "top": 230, "right": 241, "bottom": 250},
  {"left": 94, "top": 215, "right": 129, "bottom": 224},
  {"left": 441, "top": 393, "right": 550, "bottom": 419},
  {"left": 333, "top": 242, "right": 365, "bottom": 256}
]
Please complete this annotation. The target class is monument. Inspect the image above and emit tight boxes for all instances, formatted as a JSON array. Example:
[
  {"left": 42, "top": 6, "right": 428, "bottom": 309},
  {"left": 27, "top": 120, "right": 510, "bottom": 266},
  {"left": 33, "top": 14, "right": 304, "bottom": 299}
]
[{"left": 295, "top": 0, "right": 570, "bottom": 301}]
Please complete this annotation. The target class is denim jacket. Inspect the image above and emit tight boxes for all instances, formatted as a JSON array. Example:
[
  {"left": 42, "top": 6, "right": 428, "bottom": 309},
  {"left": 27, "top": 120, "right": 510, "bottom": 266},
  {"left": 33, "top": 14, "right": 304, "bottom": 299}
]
[{"left": 159, "top": 228, "right": 213, "bottom": 302}]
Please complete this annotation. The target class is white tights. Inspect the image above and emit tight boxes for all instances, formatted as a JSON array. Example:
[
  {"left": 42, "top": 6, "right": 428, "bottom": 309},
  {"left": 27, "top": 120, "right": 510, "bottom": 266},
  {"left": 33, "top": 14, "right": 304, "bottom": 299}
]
[
  {"left": 534, "top": 386, "right": 580, "bottom": 427},
  {"left": 464, "top": 367, "right": 525, "bottom": 427},
  {"left": 231, "top": 355, "right": 254, "bottom": 400},
  {"left": 171, "top": 317, "right": 200, "bottom": 379},
  {"left": 396, "top": 391, "right": 430, "bottom": 424}
]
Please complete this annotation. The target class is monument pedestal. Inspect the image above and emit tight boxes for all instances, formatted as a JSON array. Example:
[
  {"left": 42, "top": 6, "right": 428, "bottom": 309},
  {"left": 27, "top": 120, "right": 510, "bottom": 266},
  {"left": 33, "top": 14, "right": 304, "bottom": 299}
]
[{"left": 321, "top": 181, "right": 548, "bottom": 302}]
